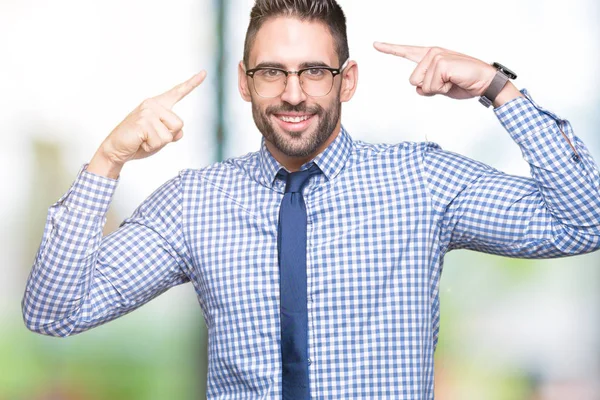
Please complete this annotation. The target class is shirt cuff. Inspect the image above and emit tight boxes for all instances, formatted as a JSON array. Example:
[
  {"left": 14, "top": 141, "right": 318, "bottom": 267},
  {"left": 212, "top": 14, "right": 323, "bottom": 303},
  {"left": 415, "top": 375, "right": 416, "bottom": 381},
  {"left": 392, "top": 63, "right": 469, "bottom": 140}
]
[
  {"left": 494, "top": 88, "right": 563, "bottom": 144},
  {"left": 56, "top": 163, "right": 119, "bottom": 215}
]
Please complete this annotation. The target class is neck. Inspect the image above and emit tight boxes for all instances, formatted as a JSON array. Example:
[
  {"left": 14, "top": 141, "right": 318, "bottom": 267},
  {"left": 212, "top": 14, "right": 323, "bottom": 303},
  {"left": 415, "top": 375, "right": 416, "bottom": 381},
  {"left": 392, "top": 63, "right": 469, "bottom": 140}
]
[{"left": 266, "top": 121, "right": 341, "bottom": 172}]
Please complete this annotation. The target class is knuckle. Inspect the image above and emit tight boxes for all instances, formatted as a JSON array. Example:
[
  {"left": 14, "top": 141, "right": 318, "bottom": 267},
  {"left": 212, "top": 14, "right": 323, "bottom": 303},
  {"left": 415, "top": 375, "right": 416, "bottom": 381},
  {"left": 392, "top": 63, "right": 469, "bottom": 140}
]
[
  {"left": 143, "top": 135, "right": 162, "bottom": 152},
  {"left": 148, "top": 142, "right": 162, "bottom": 152},
  {"left": 142, "top": 142, "right": 154, "bottom": 153},
  {"left": 160, "top": 130, "right": 173, "bottom": 142},
  {"left": 136, "top": 115, "right": 152, "bottom": 128},
  {"left": 140, "top": 98, "right": 156, "bottom": 109},
  {"left": 432, "top": 53, "right": 444, "bottom": 63},
  {"left": 164, "top": 112, "right": 184, "bottom": 131},
  {"left": 173, "top": 118, "right": 184, "bottom": 131},
  {"left": 425, "top": 48, "right": 436, "bottom": 58},
  {"left": 134, "top": 116, "right": 146, "bottom": 126},
  {"left": 139, "top": 107, "right": 154, "bottom": 118}
]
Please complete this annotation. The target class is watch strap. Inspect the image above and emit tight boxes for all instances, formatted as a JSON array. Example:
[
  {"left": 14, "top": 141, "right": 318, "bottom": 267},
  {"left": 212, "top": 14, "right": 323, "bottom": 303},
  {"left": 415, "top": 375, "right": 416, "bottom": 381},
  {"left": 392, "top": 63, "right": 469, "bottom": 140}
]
[{"left": 478, "top": 69, "right": 510, "bottom": 108}]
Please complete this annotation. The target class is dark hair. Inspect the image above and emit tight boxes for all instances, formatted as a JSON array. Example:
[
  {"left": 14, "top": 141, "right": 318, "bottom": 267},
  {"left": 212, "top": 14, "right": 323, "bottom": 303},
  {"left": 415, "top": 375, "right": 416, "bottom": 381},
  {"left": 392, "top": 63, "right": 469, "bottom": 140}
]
[{"left": 243, "top": 0, "right": 349, "bottom": 68}]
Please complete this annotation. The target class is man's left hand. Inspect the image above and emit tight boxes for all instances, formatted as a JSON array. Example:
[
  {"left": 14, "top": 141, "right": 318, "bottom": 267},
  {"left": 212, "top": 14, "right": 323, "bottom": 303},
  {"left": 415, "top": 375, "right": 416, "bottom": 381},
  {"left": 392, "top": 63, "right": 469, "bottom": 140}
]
[{"left": 374, "top": 42, "right": 503, "bottom": 100}]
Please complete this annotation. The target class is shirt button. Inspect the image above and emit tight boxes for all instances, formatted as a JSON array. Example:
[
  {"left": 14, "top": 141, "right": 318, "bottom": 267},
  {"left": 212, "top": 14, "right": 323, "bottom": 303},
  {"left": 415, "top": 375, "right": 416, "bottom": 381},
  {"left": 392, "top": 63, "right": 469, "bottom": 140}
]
[{"left": 308, "top": 358, "right": 312, "bottom": 365}]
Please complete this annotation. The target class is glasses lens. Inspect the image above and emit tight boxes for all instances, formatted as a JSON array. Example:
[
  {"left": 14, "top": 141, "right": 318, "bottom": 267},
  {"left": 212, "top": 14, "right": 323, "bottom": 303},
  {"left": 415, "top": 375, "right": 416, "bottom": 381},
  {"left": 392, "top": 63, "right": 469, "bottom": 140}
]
[
  {"left": 300, "top": 68, "right": 334, "bottom": 97},
  {"left": 252, "top": 68, "right": 336, "bottom": 97},
  {"left": 253, "top": 69, "right": 286, "bottom": 98}
]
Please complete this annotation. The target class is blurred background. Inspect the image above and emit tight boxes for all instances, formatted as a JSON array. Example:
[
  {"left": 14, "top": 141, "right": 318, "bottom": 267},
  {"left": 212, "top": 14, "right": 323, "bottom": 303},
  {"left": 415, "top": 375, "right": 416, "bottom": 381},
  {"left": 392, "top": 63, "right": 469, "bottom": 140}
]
[{"left": 1, "top": 0, "right": 599, "bottom": 399}]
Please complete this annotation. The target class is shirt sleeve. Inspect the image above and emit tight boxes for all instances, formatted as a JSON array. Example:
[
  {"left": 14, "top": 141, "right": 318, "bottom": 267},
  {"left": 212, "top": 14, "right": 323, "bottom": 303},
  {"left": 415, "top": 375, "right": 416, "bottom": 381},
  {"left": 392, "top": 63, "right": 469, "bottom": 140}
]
[
  {"left": 22, "top": 164, "right": 192, "bottom": 337},
  {"left": 423, "top": 89, "right": 600, "bottom": 258}
]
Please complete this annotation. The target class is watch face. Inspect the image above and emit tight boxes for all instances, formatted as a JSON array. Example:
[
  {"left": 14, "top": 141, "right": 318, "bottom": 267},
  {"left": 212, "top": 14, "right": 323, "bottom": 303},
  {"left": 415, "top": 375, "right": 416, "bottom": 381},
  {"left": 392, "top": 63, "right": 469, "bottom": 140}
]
[{"left": 493, "top": 62, "right": 517, "bottom": 79}]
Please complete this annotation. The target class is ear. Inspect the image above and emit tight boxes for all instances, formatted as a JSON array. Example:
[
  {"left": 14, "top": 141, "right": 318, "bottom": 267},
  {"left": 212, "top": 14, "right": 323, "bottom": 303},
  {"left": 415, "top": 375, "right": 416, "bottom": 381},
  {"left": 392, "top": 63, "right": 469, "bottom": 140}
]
[
  {"left": 340, "top": 60, "right": 358, "bottom": 103},
  {"left": 238, "top": 61, "right": 252, "bottom": 102}
]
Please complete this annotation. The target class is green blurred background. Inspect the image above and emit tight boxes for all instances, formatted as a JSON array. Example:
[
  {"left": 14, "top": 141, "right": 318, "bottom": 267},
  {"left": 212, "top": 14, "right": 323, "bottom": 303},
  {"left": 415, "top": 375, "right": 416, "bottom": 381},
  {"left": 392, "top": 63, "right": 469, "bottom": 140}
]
[{"left": 1, "top": 0, "right": 599, "bottom": 399}]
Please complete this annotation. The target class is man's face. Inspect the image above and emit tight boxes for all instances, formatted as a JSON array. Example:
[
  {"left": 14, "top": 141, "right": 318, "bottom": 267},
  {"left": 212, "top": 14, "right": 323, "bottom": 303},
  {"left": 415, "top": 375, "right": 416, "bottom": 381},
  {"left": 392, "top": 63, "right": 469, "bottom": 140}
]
[{"left": 243, "top": 17, "right": 344, "bottom": 159}]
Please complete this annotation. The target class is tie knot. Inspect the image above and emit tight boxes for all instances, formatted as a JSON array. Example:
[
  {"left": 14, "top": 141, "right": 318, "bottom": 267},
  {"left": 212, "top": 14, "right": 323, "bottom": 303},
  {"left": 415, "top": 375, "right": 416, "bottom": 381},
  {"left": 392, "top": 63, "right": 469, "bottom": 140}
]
[{"left": 278, "top": 164, "right": 321, "bottom": 194}]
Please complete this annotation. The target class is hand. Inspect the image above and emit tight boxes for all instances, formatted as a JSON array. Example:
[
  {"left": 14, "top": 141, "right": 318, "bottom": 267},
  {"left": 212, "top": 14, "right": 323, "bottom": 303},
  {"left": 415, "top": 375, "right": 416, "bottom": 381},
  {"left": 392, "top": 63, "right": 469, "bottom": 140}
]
[
  {"left": 373, "top": 42, "right": 497, "bottom": 100},
  {"left": 89, "top": 71, "right": 207, "bottom": 178}
]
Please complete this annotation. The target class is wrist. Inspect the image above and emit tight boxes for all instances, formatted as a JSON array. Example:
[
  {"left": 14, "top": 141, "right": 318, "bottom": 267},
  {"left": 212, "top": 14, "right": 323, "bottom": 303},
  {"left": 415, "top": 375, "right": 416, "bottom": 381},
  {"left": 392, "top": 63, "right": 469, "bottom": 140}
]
[
  {"left": 88, "top": 145, "right": 123, "bottom": 180},
  {"left": 492, "top": 81, "right": 524, "bottom": 108}
]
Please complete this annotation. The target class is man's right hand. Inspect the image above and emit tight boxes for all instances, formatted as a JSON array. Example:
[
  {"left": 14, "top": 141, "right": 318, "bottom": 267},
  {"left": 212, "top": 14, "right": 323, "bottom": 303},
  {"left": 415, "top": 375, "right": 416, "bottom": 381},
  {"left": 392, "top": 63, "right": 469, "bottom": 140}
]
[{"left": 87, "top": 71, "right": 207, "bottom": 179}]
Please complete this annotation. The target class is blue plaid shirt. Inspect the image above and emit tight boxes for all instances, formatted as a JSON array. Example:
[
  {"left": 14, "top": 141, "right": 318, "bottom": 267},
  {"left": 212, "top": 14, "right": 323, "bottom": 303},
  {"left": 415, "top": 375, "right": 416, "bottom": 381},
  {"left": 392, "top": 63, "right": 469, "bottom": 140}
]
[{"left": 23, "top": 90, "right": 600, "bottom": 399}]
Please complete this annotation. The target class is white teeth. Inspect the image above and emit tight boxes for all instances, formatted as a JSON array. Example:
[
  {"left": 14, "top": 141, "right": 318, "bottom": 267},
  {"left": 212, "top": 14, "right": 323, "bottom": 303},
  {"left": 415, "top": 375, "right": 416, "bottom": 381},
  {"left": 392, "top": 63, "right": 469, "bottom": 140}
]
[{"left": 278, "top": 115, "right": 310, "bottom": 123}]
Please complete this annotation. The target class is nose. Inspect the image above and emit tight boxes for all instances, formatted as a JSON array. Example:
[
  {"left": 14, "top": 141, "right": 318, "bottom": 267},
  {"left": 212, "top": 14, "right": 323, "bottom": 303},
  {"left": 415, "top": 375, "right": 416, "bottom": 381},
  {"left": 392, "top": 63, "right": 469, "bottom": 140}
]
[{"left": 280, "top": 74, "right": 307, "bottom": 105}]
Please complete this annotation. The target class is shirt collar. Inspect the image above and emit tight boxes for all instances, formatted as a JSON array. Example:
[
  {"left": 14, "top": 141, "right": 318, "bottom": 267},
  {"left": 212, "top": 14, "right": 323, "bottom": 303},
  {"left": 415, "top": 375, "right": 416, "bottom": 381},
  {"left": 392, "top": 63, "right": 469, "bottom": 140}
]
[{"left": 258, "top": 125, "right": 354, "bottom": 188}]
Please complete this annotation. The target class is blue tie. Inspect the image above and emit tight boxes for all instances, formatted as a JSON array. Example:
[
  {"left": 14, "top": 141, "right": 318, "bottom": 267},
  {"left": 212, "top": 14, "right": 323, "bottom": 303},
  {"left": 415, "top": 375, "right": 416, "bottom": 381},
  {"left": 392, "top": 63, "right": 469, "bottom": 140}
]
[{"left": 277, "top": 164, "right": 321, "bottom": 400}]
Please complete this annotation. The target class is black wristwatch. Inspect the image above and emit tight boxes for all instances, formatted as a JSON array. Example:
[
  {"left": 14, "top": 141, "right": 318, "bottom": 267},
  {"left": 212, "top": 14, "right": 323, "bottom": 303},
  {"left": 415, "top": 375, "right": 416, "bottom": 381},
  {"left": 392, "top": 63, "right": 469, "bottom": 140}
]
[{"left": 478, "top": 62, "right": 517, "bottom": 108}]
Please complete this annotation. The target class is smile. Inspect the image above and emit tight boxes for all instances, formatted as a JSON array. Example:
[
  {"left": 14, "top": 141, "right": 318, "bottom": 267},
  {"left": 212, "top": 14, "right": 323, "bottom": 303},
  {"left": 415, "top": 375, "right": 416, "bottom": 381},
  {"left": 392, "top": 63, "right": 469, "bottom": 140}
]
[
  {"left": 277, "top": 115, "right": 311, "bottom": 123},
  {"left": 273, "top": 113, "right": 316, "bottom": 132}
]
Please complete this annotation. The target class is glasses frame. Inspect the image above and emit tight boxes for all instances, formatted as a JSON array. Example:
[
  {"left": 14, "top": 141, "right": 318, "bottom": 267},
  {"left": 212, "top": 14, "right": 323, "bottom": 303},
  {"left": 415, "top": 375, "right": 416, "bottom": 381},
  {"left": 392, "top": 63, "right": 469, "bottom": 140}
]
[{"left": 245, "top": 59, "right": 349, "bottom": 98}]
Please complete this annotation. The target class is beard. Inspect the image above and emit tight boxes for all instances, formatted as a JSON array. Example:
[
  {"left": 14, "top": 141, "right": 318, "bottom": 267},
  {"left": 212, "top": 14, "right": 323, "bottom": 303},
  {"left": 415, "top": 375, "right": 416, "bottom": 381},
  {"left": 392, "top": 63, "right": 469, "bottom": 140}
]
[{"left": 251, "top": 95, "right": 341, "bottom": 158}]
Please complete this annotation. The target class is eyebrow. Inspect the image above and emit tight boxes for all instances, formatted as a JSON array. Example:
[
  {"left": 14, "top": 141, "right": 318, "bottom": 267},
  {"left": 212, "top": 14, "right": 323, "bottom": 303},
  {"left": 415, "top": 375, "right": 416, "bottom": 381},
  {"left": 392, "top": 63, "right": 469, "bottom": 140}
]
[{"left": 252, "top": 61, "right": 333, "bottom": 70}]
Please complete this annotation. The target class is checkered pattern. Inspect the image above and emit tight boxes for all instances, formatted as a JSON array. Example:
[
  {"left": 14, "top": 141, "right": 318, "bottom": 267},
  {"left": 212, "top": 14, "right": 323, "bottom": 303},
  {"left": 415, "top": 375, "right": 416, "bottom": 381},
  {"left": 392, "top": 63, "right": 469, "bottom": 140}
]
[{"left": 23, "top": 90, "right": 600, "bottom": 399}]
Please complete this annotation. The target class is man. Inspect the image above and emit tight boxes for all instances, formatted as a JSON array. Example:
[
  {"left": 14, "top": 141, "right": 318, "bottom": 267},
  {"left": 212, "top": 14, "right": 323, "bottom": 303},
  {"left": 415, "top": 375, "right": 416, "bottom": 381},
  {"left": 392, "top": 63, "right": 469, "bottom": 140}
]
[{"left": 22, "top": 0, "right": 600, "bottom": 398}]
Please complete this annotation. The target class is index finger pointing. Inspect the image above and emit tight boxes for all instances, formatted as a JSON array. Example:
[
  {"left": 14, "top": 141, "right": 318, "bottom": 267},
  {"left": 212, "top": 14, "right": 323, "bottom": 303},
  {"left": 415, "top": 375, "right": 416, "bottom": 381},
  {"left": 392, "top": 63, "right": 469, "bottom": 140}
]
[
  {"left": 373, "top": 42, "right": 429, "bottom": 63},
  {"left": 155, "top": 70, "right": 207, "bottom": 108}
]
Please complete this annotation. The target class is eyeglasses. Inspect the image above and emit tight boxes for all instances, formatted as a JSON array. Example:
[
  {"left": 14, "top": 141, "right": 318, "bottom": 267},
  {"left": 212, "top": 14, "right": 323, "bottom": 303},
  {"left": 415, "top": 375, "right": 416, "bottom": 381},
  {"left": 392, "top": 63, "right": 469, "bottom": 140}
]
[{"left": 245, "top": 59, "right": 349, "bottom": 98}]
